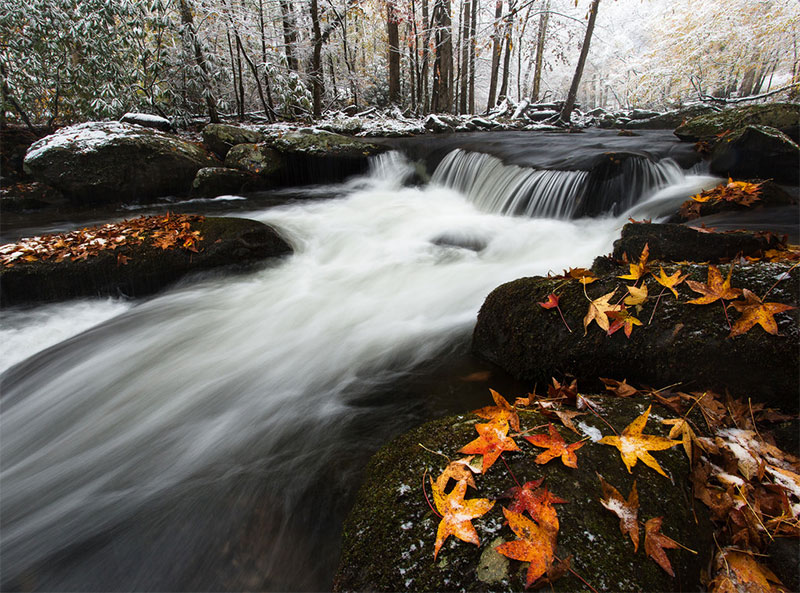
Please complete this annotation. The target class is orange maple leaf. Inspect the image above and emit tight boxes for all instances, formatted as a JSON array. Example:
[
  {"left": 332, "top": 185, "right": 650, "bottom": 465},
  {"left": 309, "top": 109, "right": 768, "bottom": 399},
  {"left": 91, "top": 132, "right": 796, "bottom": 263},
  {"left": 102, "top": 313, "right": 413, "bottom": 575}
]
[
  {"left": 459, "top": 419, "right": 521, "bottom": 473},
  {"left": 652, "top": 266, "right": 688, "bottom": 299},
  {"left": 728, "top": 289, "right": 796, "bottom": 337},
  {"left": 538, "top": 293, "right": 560, "bottom": 309},
  {"left": 507, "top": 479, "right": 567, "bottom": 532},
  {"left": 618, "top": 243, "right": 650, "bottom": 281},
  {"left": 607, "top": 309, "right": 643, "bottom": 338},
  {"left": 644, "top": 517, "right": 679, "bottom": 577},
  {"left": 565, "top": 267, "right": 597, "bottom": 285},
  {"left": 599, "top": 405, "right": 680, "bottom": 477},
  {"left": 598, "top": 476, "right": 640, "bottom": 551},
  {"left": 430, "top": 479, "right": 494, "bottom": 559},
  {"left": 524, "top": 423, "right": 585, "bottom": 468},
  {"left": 711, "top": 550, "right": 787, "bottom": 593},
  {"left": 495, "top": 507, "right": 556, "bottom": 588},
  {"left": 686, "top": 265, "right": 742, "bottom": 305},
  {"left": 435, "top": 457, "right": 479, "bottom": 491},
  {"left": 583, "top": 290, "right": 623, "bottom": 334},
  {"left": 473, "top": 389, "right": 520, "bottom": 432}
]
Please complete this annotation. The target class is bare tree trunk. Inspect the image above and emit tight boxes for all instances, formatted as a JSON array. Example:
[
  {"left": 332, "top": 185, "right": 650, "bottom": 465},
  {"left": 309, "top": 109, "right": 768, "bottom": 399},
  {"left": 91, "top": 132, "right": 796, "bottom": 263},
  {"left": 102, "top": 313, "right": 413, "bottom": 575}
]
[
  {"left": 178, "top": 0, "right": 220, "bottom": 122},
  {"left": 387, "top": 0, "right": 401, "bottom": 104},
  {"left": 421, "top": 0, "right": 431, "bottom": 112},
  {"left": 280, "top": 0, "right": 299, "bottom": 71},
  {"left": 458, "top": 0, "right": 470, "bottom": 113},
  {"left": 486, "top": 0, "right": 504, "bottom": 111},
  {"left": 559, "top": 0, "right": 599, "bottom": 125},
  {"left": 310, "top": 0, "right": 324, "bottom": 117},
  {"left": 531, "top": 0, "right": 549, "bottom": 102},
  {"left": 226, "top": 30, "right": 243, "bottom": 119},
  {"left": 431, "top": 0, "right": 453, "bottom": 112},
  {"left": 410, "top": 0, "right": 421, "bottom": 111},
  {"left": 498, "top": 0, "right": 516, "bottom": 102},
  {"left": 468, "top": 0, "right": 476, "bottom": 113}
]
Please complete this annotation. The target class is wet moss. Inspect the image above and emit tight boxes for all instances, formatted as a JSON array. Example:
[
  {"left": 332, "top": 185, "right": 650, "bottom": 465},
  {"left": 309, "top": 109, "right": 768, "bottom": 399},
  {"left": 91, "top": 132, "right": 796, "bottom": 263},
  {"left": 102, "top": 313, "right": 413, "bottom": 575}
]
[{"left": 334, "top": 397, "right": 712, "bottom": 592}]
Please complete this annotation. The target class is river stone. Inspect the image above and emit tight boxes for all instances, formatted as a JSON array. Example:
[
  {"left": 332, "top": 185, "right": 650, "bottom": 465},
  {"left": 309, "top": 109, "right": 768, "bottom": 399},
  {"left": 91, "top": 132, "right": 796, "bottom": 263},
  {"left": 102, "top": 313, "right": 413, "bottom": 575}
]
[
  {"left": 334, "top": 398, "right": 712, "bottom": 592},
  {"left": 709, "top": 125, "right": 800, "bottom": 185},
  {"left": 624, "top": 105, "right": 715, "bottom": 130},
  {"left": 119, "top": 112, "right": 172, "bottom": 132},
  {"left": 202, "top": 123, "right": 263, "bottom": 158},
  {"left": 267, "top": 129, "right": 384, "bottom": 158},
  {"left": 23, "top": 121, "right": 218, "bottom": 202},
  {"left": 191, "top": 167, "right": 258, "bottom": 198},
  {"left": 224, "top": 143, "right": 284, "bottom": 179},
  {"left": 667, "top": 180, "right": 797, "bottom": 222},
  {"left": 612, "top": 223, "right": 785, "bottom": 263},
  {"left": 0, "top": 217, "right": 291, "bottom": 306},
  {"left": 472, "top": 260, "right": 799, "bottom": 412},
  {"left": 674, "top": 103, "right": 800, "bottom": 142}
]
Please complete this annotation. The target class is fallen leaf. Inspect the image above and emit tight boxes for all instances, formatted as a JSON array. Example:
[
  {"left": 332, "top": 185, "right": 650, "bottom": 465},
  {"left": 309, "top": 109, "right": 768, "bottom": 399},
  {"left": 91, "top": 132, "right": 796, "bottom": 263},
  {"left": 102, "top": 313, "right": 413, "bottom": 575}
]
[
  {"left": 583, "top": 290, "right": 623, "bottom": 334},
  {"left": 644, "top": 517, "right": 679, "bottom": 577},
  {"left": 619, "top": 243, "right": 650, "bottom": 281},
  {"left": 624, "top": 284, "right": 648, "bottom": 306},
  {"left": 524, "top": 424, "right": 585, "bottom": 468},
  {"left": 539, "top": 293, "right": 560, "bottom": 309},
  {"left": 686, "top": 265, "right": 742, "bottom": 305},
  {"left": 473, "top": 389, "right": 520, "bottom": 432},
  {"left": 728, "top": 289, "right": 796, "bottom": 337},
  {"left": 599, "top": 405, "right": 680, "bottom": 477},
  {"left": 710, "top": 550, "right": 786, "bottom": 593},
  {"left": 495, "top": 507, "right": 556, "bottom": 588},
  {"left": 598, "top": 476, "right": 640, "bottom": 551},
  {"left": 652, "top": 266, "right": 688, "bottom": 299},
  {"left": 506, "top": 479, "right": 567, "bottom": 531},
  {"left": 435, "top": 457, "right": 479, "bottom": 491},
  {"left": 607, "top": 309, "right": 643, "bottom": 338},
  {"left": 661, "top": 418, "right": 696, "bottom": 461},
  {"left": 430, "top": 479, "right": 495, "bottom": 559},
  {"left": 459, "top": 419, "right": 521, "bottom": 473},
  {"left": 553, "top": 409, "right": 586, "bottom": 434},
  {"left": 599, "top": 377, "right": 639, "bottom": 398}
]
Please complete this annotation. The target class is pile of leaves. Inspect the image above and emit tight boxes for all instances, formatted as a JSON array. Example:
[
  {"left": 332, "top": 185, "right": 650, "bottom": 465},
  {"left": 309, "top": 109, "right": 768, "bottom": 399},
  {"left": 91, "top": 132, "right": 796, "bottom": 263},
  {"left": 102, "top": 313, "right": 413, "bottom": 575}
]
[
  {"left": 539, "top": 243, "right": 798, "bottom": 340},
  {"left": 421, "top": 381, "right": 799, "bottom": 591},
  {"left": 0, "top": 214, "right": 205, "bottom": 267},
  {"left": 679, "top": 178, "right": 763, "bottom": 220}
]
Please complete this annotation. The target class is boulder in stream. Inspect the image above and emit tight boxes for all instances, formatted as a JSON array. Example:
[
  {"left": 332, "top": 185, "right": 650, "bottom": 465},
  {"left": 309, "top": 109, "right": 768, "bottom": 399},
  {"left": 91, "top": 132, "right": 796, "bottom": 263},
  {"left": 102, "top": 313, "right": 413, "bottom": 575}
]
[
  {"left": 674, "top": 103, "right": 800, "bottom": 142},
  {"left": 709, "top": 125, "right": 800, "bottom": 185},
  {"left": 23, "top": 122, "right": 218, "bottom": 202},
  {"left": 224, "top": 143, "right": 285, "bottom": 181},
  {"left": 334, "top": 397, "right": 712, "bottom": 592},
  {"left": 202, "top": 123, "right": 264, "bottom": 158},
  {"left": 191, "top": 167, "right": 259, "bottom": 198}
]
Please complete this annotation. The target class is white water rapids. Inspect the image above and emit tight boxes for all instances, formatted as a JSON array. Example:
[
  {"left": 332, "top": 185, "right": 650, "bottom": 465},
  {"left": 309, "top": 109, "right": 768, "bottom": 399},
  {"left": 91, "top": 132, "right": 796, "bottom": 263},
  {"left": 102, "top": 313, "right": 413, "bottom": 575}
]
[{"left": 0, "top": 152, "right": 718, "bottom": 590}]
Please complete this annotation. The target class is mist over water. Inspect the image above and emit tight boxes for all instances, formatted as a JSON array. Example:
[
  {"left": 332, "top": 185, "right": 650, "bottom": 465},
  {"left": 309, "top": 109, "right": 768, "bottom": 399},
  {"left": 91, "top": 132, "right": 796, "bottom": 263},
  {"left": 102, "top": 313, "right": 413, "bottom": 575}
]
[{"left": 0, "top": 151, "right": 711, "bottom": 590}]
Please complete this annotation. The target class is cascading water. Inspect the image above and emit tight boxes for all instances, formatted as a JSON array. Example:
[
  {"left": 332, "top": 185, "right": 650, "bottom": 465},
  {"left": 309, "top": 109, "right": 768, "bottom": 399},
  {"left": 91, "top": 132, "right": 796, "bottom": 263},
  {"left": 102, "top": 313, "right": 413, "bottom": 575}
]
[{"left": 0, "top": 150, "right": 717, "bottom": 591}]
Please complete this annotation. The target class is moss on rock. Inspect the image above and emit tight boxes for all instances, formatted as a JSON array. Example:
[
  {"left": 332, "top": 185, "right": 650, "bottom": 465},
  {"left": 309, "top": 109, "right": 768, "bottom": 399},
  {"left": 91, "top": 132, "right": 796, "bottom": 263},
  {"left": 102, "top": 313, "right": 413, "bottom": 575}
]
[
  {"left": 202, "top": 123, "right": 264, "bottom": 158},
  {"left": 674, "top": 103, "right": 800, "bottom": 142},
  {"left": 334, "top": 397, "right": 712, "bottom": 592}
]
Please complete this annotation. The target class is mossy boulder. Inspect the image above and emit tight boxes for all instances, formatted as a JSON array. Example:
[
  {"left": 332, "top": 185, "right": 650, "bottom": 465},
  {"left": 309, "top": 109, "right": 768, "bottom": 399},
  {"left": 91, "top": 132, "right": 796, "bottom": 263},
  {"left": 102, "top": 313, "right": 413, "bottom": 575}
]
[
  {"left": 334, "top": 397, "right": 712, "bottom": 592},
  {"left": 202, "top": 123, "right": 264, "bottom": 158},
  {"left": 224, "top": 143, "right": 285, "bottom": 180},
  {"left": 23, "top": 122, "right": 218, "bottom": 202},
  {"left": 674, "top": 103, "right": 800, "bottom": 142},
  {"left": 472, "top": 258, "right": 799, "bottom": 412},
  {"left": 709, "top": 125, "right": 800, "bottom": 185},
  {"left": 191, "top": 167, "right": 259, "bottom": 198},
  {"left": 0, "top": 217, "right": 291, "bottom": 306},
  {"left": 267, "top": 129, "right": 384, "bottom": 158},
  {"left": 612, "top": 222, "right": 785, "bottom": 262}
]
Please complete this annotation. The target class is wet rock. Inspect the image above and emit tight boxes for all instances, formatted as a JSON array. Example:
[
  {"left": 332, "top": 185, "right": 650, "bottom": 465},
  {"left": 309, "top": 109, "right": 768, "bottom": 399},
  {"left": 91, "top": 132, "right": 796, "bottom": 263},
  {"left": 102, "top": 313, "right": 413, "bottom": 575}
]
[
  {"left": 472, "top": 259, "right": 799, "bottom": 412},
  {"left": 191, "top": 167, "right": 258, "bottom": 198},
  {"left": 224, "top": 143, "right": 284, "bottom": 180},
  {"left": 0, "top": 217, "right": 291, "bottom": 306},
  {"left": 674, "top": 103, "right": 800, "bottom": 142},
  {"left": 334, "top": 398, "right": 713, "bottom": 592},
  {"left": 0, "top": 124, "right": 41, "bottom": 185},
  {"left": 627, "top": 109, "right": 662, "bottom": 121},
  {"left": 267, "top": 129, "right": 384, "bottom": 158},
  {"left": 23, "top": 122, "right": 218, "bottom": 202},
  {"left": 202, "top": 123, "right": 264, "bottom": 158},
  {"left": 612, "top": 222, "right": 785, "bottom": 263},
  {"left": 0, "top": 181, "right": 64, "bottom": 211},
  {"left": 624, "top": 105, "right": 715, "bottom": 130},
  {"left": 667, "top": 180, "right": 797, "bottom": 223},
  {"left": 709, "top": 125, "right": 800, "bottom": 185},
  {"left": 119, "top": 112, "right": 172, "bottom": 132}
]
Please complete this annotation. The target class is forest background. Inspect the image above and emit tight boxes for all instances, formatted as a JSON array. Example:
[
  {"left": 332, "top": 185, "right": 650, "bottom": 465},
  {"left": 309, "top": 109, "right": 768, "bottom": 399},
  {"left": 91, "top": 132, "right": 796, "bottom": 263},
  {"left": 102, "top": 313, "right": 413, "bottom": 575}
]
[{"left": 1, "top": 0, "right": 798, "bottom": 130}]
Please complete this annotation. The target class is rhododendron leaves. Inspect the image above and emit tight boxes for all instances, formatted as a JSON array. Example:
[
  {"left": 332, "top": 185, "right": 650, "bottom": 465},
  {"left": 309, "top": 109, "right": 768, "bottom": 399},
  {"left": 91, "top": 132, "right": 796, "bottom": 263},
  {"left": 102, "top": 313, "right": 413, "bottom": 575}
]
[
  {"left": 507, "top": 480, "right": 567, "bottom": 532},
  {"left": 538, "top": 293, "right": 560, "bottom": 309},
  {"left": 599, "top": 476, "right": 640, "bottom": 551},
  {"left": 431, "top": 479, "right": 494, "bottom": 559},
  {"left": 607, "top": 309, "right": 643, "bottom": 338},
  {"left": 686, "top": 265, "right": 742, "bottom": 305},
  {"left": 495, "top": 508, "right": 556, "bottom": 588},
  {"left": 728, "top": 289, "right": 796, "bottom": 337},
  {"left": 599, "top": 405, "right": 680, "bottom": 477},
  {"left": 435, "top": 457, "right": 479, "bottom": 491},
  {"left": 652, "top": 266, "right": 688, "bottom": 298},
  {"left": 644, "top": 517, "right": 679, "bottom": 577},
  {"left": 583, "top": 290, "right": 623, "bottom": 334},
  {"left": 524, "top": 424, "right": 584, "bottom": 468},
  {"left": 473, "top": 389, "right": 520, "bottom": 432},
  {"left": 459, "top": 419, "right": 520, "bottom": 473}
]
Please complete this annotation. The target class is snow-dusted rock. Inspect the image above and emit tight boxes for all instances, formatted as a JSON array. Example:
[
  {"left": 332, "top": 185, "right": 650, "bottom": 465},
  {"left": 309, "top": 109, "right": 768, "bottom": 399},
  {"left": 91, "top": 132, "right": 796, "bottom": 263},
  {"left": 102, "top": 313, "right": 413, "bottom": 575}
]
[
  {"left": 424, "top": 114, "right": 453, "bottom": 133},
  {"left": 267, "top": 129, "right": 384, "bottom": 157},
  {"left": 224, "top": 143, "right": 284, "bottom": 179},
  {"left": 24, "top": 121, "right": 217, "bottom": 202},
  {"left": 191, "top": 167, "right": 258, "bottom": 198},
  {"left": 120, "top": 112, "right": 172, "bottom": 132},
  {"left": 202, "top": 123, "right": 264, "bottom": 158}
]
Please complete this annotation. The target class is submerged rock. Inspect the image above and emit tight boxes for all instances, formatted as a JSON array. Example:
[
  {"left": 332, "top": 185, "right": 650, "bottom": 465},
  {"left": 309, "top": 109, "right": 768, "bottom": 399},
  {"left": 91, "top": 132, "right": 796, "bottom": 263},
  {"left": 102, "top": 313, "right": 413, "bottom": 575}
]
[
  {"left": 202, "top": 123, "right": 264, "bottom": 158},
  {"left": 472, "top": 256, "right": 799, "bottom": 412},
  {"left": 674, "top": 103, "right": 800, "bottom": 142},
  {"left": 709, "top": 125, "right": 800, "bottom": 185},
  {"left": 0, "top": 217, "right": 291, "bottom": 306},
  {"left": 334, "top": 398, "right": 712, "bottom": 592},
  {"left": 23, "top": 122, "right": 218, "bottom": 202}
]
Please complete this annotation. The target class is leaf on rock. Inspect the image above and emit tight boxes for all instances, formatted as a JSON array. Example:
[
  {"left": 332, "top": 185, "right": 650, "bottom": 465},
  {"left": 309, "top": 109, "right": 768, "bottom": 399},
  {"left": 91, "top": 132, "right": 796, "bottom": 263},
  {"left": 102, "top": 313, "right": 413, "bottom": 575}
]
[
  {"left": 619, "top": 243, "right": 650, "bottom": 281},
  {"left": 430, "top": 479, "right": 495, "bottom": 559},
  {"left": 583, "top": 290, "right": 623, "bottom": 334},
  {"left": 600, "top": 377, "right": 639, "bottom": 398},
  {"left": 473, "top": 389, "right": 520, "bottom": 432},
  {"left": 624, "top": 284, "right": 648, "bottom": 306},
  {"left": 565, "top": 267, "right": 598, "bottom": 285},
  {"left": 553, "top": 409, "right": 586, "bottom": 434},
  {"left": 598, "top": 476, "right": 640, "bottom": 551},
  {"left": 728, "top": 289, "right": 796, "bottom": 337},
  {"left": 644, "top": 517, "right": 679, "bottom": 577},
  {"left": 710, "top": 550, "right": 787, "bottom": 593},
  {"left": 459, "top": 419, "right": 521, "bottom": 473},
  {"left": 661, "top": 418, "right": 696, "bottom": 461},
  {"left": 607, "top": 309, "right": 643, "bottom": 338},
  {"left": 547, "top": 377, "right": 580, "bottom": 404},
  {"left": 652, "top": 266, "right": 688, "bottom": 299},
  {"left": 686, "top": 265, "right": 742, "bottom": 305},
  {"left": 599, "top": 405, "right": 680, "bottom": 477},
  {"left": 435, "top": 456, "right": 479, "bottom": 491},
  {"left": 495, "top": 507, "right": 556, "bottom": 588},
  {"left": 507, "top": 479, "right": 567, "bottom": 532},
  {"left": 539, "top": 293, "right": 560, "bottom": 309},
  {"left": 524, "top": 424, "right": 585, "bottom": 468}
]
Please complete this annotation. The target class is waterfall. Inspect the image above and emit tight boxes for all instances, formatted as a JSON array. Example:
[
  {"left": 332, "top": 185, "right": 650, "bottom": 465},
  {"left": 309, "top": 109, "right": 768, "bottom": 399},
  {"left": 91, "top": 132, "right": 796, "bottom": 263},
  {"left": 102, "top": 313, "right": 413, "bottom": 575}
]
[{"left": 431, "top": 148, "right": 685, "bottom": 219}]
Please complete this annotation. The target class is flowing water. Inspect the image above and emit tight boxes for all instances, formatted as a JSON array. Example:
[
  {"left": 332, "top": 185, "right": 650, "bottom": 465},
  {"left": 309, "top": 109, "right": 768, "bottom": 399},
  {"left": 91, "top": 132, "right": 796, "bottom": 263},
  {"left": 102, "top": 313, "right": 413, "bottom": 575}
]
[{"left": 0, "top": 150, "right": 718, "bottom": 591}]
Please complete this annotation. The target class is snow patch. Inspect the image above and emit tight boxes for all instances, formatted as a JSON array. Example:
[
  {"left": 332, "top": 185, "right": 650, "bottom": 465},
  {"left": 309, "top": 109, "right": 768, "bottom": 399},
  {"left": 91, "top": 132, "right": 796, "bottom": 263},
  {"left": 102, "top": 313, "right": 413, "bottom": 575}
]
[
  {"left": 578, "top": 421, "right": 603, "bottom": 442},
  {"left": 26, "top": 121, "right": 144, "bottom": 161}
]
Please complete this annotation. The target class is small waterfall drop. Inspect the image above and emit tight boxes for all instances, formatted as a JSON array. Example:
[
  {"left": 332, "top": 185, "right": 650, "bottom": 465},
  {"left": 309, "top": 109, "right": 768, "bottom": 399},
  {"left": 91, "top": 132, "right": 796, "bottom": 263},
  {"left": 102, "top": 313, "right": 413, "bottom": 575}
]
[{"left": 431, "top": 148, "right": 685, "bottom": 219}]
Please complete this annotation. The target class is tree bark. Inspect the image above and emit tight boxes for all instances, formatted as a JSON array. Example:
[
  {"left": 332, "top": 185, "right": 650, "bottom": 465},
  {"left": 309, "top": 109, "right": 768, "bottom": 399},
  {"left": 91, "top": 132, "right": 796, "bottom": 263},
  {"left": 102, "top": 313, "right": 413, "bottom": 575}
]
[
  {"left": 421, "top": 0, "right": 431, "bottom": 112},
  {"left": 279, "top": 0, "right": 299, "bottom": 71},
  {"left": 387, "top": 0, "right": 401, "bottom": 104},
  {"left": 431, "top": 0, "right": 453, "bottom": 113},
  {"left": 486, "top": 0, "right": 504, "bottom": 111},
  {"left": 458, "top": 0, "right": 470, "bottom": 114},
  {"left": 468, "top": 0, "right": 476, "bottom": 113},
  {"left": 559, "top": 0, "right": 599, "bottom": 125},
  {"left": 498, "top": 0, "right": 516, "bottom": 102},
  {"left": 531, "top": 0, "right": 550, "bottom": 102},
  {"left": 178, "top": 0, "right": 220, "bottom": 122},
  {"left": 309, "top": 0, "right": 324, "bottom": 117}
]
